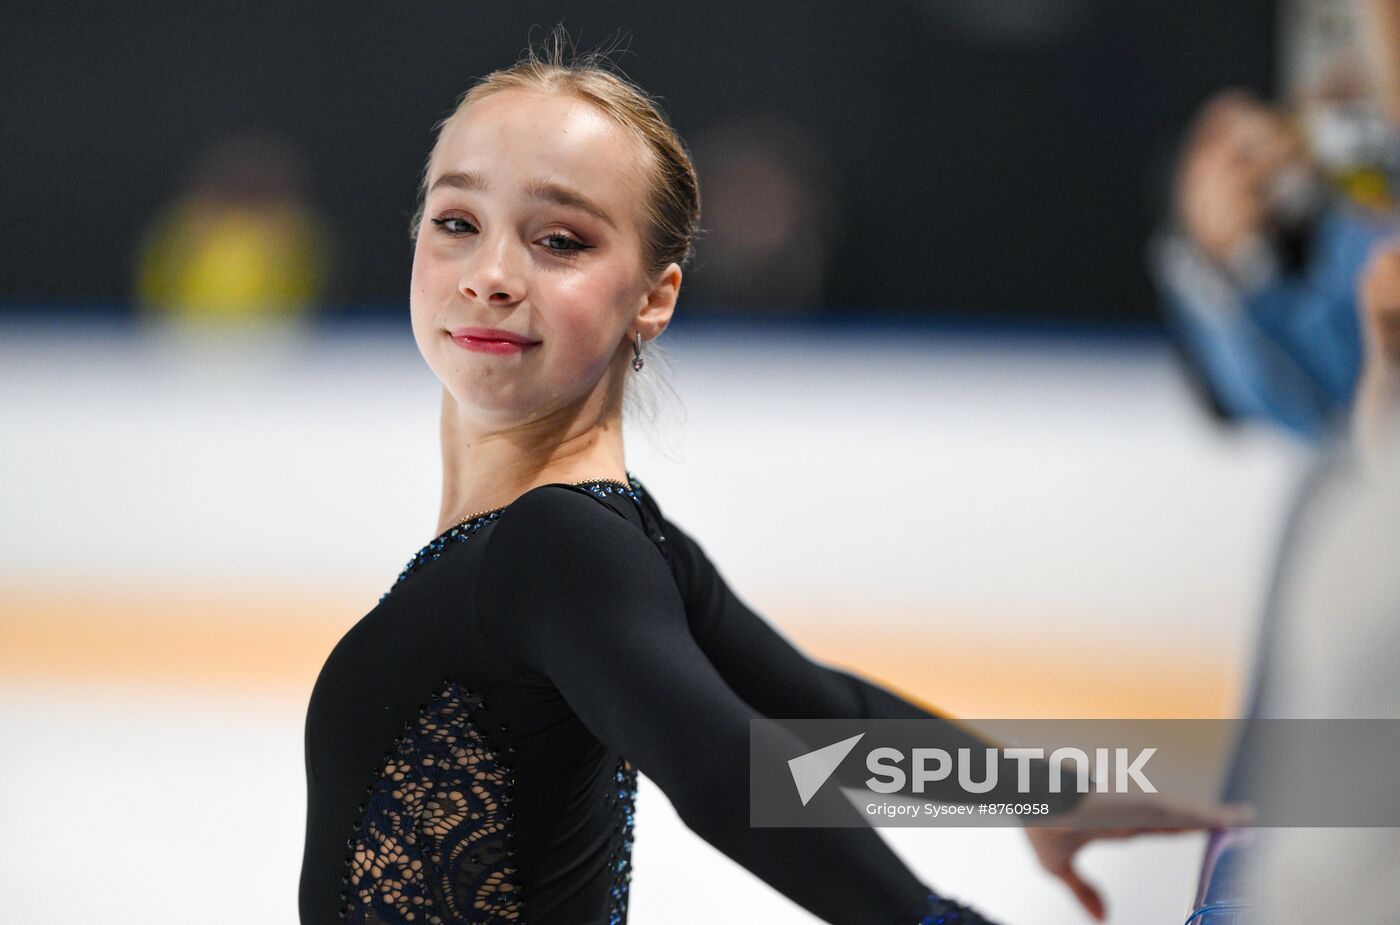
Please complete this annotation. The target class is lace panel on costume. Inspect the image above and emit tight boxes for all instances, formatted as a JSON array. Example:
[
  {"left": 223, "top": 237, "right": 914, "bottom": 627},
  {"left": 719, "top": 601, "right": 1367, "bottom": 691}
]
[
  {"left": 347, "top": 473, "right": 651, "bottom": 922},
  {"left": 341, "top": 679, "right": 521, "bottom": 924}
]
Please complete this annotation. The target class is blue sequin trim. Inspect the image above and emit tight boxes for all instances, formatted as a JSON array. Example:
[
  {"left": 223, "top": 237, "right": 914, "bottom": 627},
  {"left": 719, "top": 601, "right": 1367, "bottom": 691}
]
[
  {"left": 606, "top": 757, "right": 639, "bottom": 925},
  {"left": 913, "top": 891, "right": 996, "bottom": 925},
  {"left": 379, "top": 473, "right": 645, "bottom": 603},
  {"left": 351, "top": 476, "right": 647, "bottom": 922}
]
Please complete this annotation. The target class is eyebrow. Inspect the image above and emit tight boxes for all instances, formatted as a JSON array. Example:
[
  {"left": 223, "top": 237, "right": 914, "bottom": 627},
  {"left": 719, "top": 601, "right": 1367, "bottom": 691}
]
[{"left": 427, "top": 170, "right": 618, "bottom": 230}]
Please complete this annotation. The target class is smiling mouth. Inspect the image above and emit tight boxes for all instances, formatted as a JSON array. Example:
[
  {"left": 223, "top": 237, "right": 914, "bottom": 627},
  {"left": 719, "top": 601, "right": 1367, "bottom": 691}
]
[{"left": 449, "top": 331, "right": 540, "bottom": 355}]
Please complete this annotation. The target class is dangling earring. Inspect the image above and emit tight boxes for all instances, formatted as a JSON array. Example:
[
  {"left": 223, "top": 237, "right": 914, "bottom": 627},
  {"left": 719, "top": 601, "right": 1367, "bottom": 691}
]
[{"left": 631, "top": 331, "right": 645, "bottom": 371}]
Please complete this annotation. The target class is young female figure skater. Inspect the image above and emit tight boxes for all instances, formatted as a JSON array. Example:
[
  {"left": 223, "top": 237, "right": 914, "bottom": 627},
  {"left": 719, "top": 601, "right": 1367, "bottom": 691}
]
[{"left": 300, "top": 31, "right": 1247, "bottom": 925}]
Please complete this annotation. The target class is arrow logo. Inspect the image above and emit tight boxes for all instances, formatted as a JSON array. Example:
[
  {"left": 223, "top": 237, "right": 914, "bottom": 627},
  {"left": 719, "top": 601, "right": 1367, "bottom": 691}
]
[{"left": 788, "top": 733, "right": 865, "bottom": 806}]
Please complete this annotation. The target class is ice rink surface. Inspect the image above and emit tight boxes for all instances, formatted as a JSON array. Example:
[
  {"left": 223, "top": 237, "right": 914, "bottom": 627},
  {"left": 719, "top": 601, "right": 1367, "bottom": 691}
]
[{"left": 0, "top": 317, "right": 1309, "bottom": 923}]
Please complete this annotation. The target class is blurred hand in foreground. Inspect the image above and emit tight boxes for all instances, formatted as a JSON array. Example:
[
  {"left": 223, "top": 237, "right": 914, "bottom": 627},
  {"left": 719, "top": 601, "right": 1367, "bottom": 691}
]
[{"left": 1024, "top": 790, "right": 1254, "bottom": 921}]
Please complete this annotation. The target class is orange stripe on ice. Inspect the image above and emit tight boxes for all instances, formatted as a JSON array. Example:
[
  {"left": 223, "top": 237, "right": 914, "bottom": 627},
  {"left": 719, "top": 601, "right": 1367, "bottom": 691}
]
[
  {"left": 0, "top": 586, "right": 1239, "bottom": 716},
  {"left": 794, "top": 622, "right": 1238, "bottom": 719},
  {"left": 0, "top": 584, "right": 365, "bottom": 697}
]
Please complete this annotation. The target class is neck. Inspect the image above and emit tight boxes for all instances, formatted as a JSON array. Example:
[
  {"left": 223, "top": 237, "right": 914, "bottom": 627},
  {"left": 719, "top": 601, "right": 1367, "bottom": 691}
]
[{"left": 435, "top": 383, "right": 629, "bottom": 535}]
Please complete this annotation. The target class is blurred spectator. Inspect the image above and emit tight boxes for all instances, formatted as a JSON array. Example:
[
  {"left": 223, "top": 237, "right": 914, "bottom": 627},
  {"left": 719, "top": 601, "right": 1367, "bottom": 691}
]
[
  {"left": 1167, "top": 11, "right": 1400, "bottom": 907},
  {"left": 133, "top": 130, "right": 334, "bottom": 329},
  {"left": 1233, "top": 235, "right": 1400, "bottom": 729},
  {"left": 1210, "top": 239, "right": 1400, "bottom": 921},
  {"left": 683, "top": 114, "right": 839, "bottom": 312},
  {"left": 1247, "top": 426, "right": 1400, "bottom": 922},
  {"left": 1147, "top": 0, "right": 1400, "bottom": 441}
]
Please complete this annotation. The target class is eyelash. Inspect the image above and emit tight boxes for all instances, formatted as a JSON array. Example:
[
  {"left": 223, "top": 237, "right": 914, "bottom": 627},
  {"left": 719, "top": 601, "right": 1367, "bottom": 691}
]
[{"left": 429, "top": 216, "right": 593, "bottom": 258}]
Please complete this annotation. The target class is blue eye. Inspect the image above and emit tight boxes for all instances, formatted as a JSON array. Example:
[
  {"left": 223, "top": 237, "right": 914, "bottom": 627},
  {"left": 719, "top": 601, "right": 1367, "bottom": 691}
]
[{"left": 541, "top": 233, "right": 588, "bottom": 254}]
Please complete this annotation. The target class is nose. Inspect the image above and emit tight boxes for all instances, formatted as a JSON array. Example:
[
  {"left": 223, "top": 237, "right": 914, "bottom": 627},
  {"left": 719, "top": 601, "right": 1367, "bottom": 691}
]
[{"left": 458, "top": 232, "right": 525, "bottom": 306}]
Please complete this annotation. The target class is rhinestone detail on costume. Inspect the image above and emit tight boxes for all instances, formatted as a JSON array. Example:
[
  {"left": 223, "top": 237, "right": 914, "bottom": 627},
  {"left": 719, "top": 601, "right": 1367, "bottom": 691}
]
[
  {"left": 343, "top": 475, "right": 650, "bottom": 923},
  {"left": 379, "top": 474, "right": 645, "bottom": 603},
  {"left": 606, "top": 757, "right": 639, "bottom": 925},
  {"left": 913, "top": 891, "right": 997, "bottom": 924}
]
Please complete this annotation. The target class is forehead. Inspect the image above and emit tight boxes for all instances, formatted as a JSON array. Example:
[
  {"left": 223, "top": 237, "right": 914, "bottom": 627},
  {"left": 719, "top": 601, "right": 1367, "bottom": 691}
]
[{"left": 430, "top": 89, "right": 645, "bottom": 216}]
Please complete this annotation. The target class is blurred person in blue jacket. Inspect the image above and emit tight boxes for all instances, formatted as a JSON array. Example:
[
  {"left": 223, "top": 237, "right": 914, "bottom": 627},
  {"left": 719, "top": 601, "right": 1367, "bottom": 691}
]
[{"left": 1149, "top": 0, "right": 1400, "bottom": 442}]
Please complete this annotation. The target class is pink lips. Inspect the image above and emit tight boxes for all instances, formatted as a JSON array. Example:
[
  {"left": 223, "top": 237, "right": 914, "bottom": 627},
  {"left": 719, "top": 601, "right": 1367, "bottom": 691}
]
[{"left": 449, "top": 327, "right": 540, "bottom": 355}]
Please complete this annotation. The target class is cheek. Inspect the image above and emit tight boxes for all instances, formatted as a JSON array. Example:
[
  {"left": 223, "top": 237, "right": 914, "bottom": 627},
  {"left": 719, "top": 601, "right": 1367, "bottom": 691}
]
[
  {"left": 545, "top": 276, "right": 633, "bottom": 366},
  {"left": 410, "top": 241, "right": 435, "bottom": 297},
  {"left": 409, "top": 244, "right": 448, "bottom": 321},
  {"left": 408, "top": 247, "right": 452, "bottom": 368}
]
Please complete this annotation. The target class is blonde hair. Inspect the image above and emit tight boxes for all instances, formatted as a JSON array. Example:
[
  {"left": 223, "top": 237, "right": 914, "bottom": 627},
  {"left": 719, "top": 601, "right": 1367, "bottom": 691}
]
[
  {"left": 409, "top": 24, "right": 702, "bottom": 283},
  {"left": 410, "top": 24, "right": 695, "bottom": 453}
]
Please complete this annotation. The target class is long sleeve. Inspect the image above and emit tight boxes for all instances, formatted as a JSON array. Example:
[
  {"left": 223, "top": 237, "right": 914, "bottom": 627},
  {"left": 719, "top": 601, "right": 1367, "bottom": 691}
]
[
  {"left": 657, "top": 508, "right": 1085, "bottom": 814},
  {"left": 1147, "top": 205, "right": 1387, "bottom": 441},
  {"left": 1149, "top": 229, "right": 1349, "bottom": 439},
  {"left": 475, "top": 485, "right": 952, "bottom": 925},
  {"left": 663, "top": 510, "right": 968, "bottom": 723}
]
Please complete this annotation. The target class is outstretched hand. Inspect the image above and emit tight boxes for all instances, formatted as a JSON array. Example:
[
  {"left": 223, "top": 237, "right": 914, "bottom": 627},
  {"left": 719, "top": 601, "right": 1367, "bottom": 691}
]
[{"left": 1023, "top": 790, "right": 1254, "bottom": 921}]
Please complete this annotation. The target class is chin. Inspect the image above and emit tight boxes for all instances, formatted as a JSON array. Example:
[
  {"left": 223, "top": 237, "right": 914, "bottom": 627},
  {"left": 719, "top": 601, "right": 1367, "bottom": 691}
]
[{"left": 444, "top": 374, "right": 553, "bottom": 422}]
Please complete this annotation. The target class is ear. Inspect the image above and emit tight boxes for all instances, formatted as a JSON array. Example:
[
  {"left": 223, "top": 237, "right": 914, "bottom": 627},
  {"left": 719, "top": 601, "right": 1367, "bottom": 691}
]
[{"left": 634, "top": 262, "right": 682, "bottom": 340}]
